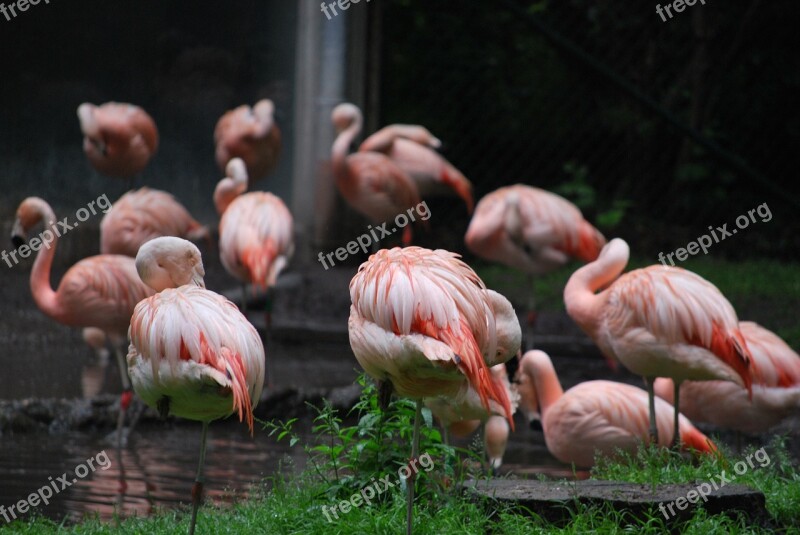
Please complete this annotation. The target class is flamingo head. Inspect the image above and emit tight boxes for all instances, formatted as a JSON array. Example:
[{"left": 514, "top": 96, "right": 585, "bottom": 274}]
[
  {"left": 77, "top": 103, "right": 108, "bottom": 156},
  {"left": 135, "top": 236, "right": 206, "bottom": 292},
  {"left": 331, "top": 103, "right": 362, "bottom": 133},
  {"left": 11, "top": 197, "right": 54, "bottom": 248},
  {"left": 484, "top": 290, "right": 522, "bottom": 367},
  {"left": 213, "top": 158, "right": 249, "bottom": 215}
]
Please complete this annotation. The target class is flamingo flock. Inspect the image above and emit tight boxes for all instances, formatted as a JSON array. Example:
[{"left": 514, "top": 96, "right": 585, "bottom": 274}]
[{"left": 6, "top": 97, "right": 796, "bottom": 534}]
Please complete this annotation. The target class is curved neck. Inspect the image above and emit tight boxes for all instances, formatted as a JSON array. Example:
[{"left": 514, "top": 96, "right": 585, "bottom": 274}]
[
  {"left": 523, "top": 353, "right": 564, "bottom": 417},
  {"left": 29, "top": 202, "right": 63, "bottom": 321},
  {"left": 331, "top": 114, "right": 361, "bottom": 181},
  {"left": 213, "top": 177, "right": 247, "bottom": 215},
  {"left": 563, "top": 241, "right": 629, "bottom": 338}
]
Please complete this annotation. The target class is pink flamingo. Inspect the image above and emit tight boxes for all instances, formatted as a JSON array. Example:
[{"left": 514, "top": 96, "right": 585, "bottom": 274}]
[
  {"left": 349, "top": 246, "right": 521, "bottom": 534},
  {"left": 11, "top": 197, "right": 154, "bottom": 441},
  {"left": 331, "top": 103, "right": 422, "bottom": 246},
  {"left": 564, "top": 237, "right": 753, "bottom": 446},
  {"left": 77, "top": 102, "right": 158, "bottom": 178},
  {"left": 515, "top": 350, "right": 717, "bottom": 467},
  {"left": 214, "top": 99, "right": 281, "bottom": 184},
  {"left": 128, "top": 237, "right": 264, "bottom": 535},
  {"left": 359, "top": 119, "right": 474, "bottom": 213},
  {"left": 100, "top": 187, "right": 209, "bottom": 257},
  {"left": 426, "top": 363, "right": 518, "bottom": 471},
  {"left": 214, "top": 158, "right": 294, "bottom": 320},
  {"left": 465, "top": 184, "right": 606, "bottom": 330},
  {"left": 655, "top": 321, "right": 800, "bottom": 434}
]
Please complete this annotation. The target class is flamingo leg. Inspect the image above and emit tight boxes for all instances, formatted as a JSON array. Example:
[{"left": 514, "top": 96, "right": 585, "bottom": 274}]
[
  {"left": 525, "top": 274, "right": 537, "bottom": 350},
  {"left": 671, "top": 380, "right": 681, "bottom": 449},
  {"left": 406, "top": 400, "right": 422, "bottom": 535},
  {"left": 263, "top": 288, "right": 274, "bottom": 389},
  {"left": 113, "top": 344, "right": 133, "bottom": 449},
  {"left": 189, "top": 420, "right": 209, "bottom": 535},
  {"left": 645, "top": 377, "right": 658, "bottom": 444}
]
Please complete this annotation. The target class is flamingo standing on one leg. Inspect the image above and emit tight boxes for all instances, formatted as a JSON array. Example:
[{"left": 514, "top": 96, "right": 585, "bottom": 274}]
[
  {"left": 214, "top": 99, "right": 281, "bottom": 185},
  {"left": 11, "top": 197, "right": 154, "bottom": 444},
  {"left": 655, "top": 321, "right": 800, "bottom": 434},
  {"left": 563, "top": 238, "right": 754, "bottom": 446},
  {"left": 77, "top": 102, "right": 158, "bottom": 182},
  {"left": 426, "top": 363, "right": 518, "bottom": 471},
  {"left": 101, "top": 187, "right": 209, "bottom": 257},
  {"left": 214, "top": 158, "right": 294, "bottom": 326},
  {"left": 128, "top": 237, "right": 264, "bottom": 535},
  {"left": 359, "top": 119, "right": 474, "bottom": 213},
  {"left": 331, "top": 103, "right": 422, "bottom": 247},
  {"left": 514, "top": 350, "right": 716, "bottom": 467},
  {"left": 348, "top": 246, "right": 521, "bottom": 535},
  {"left": 465, "top": 184, "right": 606, "bottom": 346}
]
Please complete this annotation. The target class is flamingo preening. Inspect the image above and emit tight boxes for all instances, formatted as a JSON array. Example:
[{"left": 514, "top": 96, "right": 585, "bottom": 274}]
[
  {"left": 214, "top": 99, "right": 281, "bottom": 184},
  {"left": 77, "top": 102, "right": 158, "bottom": 179},
  {"left": 425, "top": 363, "right": 518, "bottom": 471},
  {"left": 348, "top": 246, "right": 520, "bottom": 535},
  {"left": 101, "top": 187, "right": 209, "bottom": 257},
  {"left": 655, "top": 321, "right": 800, "bottom": 434},
  {"left": 331, "top": 103, "right": 422, "bottom": 246},
  {"left": 10, "top": 197, "right": 154, "bottom": 444},
  {"left": 564, "top": 237, "right": 754, "bottom": 446},
  {"left": 359, "top": 119, "right": 474, "bottom": 213},
  {"left": 128, "top": 237, "right": 265, "bottom": 535},
  {"left": 465, "top": 184, "right": 606, "bottom": 339},
  {"left": 214, "top": 158, "right": 294, "bottom": 322},
  {"left": 515, "top": 350, "right": 717, "bottom": 467}
]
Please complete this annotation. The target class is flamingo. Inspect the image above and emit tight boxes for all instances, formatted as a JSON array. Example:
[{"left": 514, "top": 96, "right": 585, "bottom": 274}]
[
  {"left": 425, "top": 363, "right": 517, "bottom": 471},
  {"left": 563, "top": 237, "right": 754, "bottom": 446},
  {"left": 10, "top": 197, "right": 154, "bottom": 443},
  {"left": 331, "top": 103, "right": 422, "bottom": 246},
  {"left": 214, "top": 99, "right": 281, "bottom": 184},
  {"left": 77, "top": 102, "right": 158, "bottom": 179},
  {"left": 465, "top": 184, "right": 606, "bottom": 337},
  {"left": 359, "top": 119, "right": 474, "bottom": 213},
  {"left": 515, "top": 350, "right": 717, "bottom": 467},
  {"left": 214, "top": 158, "right": 294, "bottom": 323},
  {"left": 101, "top": 187, "right": 209, "bottom": 257},
  {"left": 128, "top": 236, "right": 264, "bottom": 535},
  {"left": 655, "top": 321, "right": 800, "bottom": 434},
  {"left": 348, "top": 246, "right": 521, "bottom": 535}
]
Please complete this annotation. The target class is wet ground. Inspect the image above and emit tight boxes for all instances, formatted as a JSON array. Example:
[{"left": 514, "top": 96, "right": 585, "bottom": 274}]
[{"left": 0, "top": 230, "right": 797, "bottom": 524}]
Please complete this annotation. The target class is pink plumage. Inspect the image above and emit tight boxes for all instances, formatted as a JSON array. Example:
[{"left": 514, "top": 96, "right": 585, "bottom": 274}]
[
  {"left": 77, "top": 102, "right": 158, "bottom": 178},
  {"left": 465, "top": 184, "right": 606, "bottom": 275},
  {"left": 214, "top": 99, "right": 281, "bottom": 184},
  {"left": 359, "top": 122, "right": 474, "bottom": 213},
  {"left": 214, "top": 158, "right": 294, "bottom": 290},
  {"left": 100, "top": 187, "right": 208, "bottom": 257},
  {"left": 655, "top": 321, "right": 800, "bottom": 434},
  {"left": 516, "top": 350, "right": 716, "bottom": 467},
  {"left": 331, "top": 103, "right": 421, "bottom": 246}
]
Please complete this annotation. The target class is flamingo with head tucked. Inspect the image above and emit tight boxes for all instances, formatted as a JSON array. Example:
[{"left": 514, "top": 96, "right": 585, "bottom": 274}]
[
  {"left": 10, "top": 197, "right": 155, "bottom": 443},
  {"left": 515, "top": 350, "right": 716, "bottom": 467},
  {"left": 348, "top": 246, "right": 521, "bottom": 535},
  {"left": 214, "top": 99, "right": 281, "bottom": 184},
  {"left": 77, "top": 102, "right": 158, "bottom": 179},
  {"left": 331, "top": 103, "right": 422, "bottom": 246},
  {"left": 213, "top": 158, "right": 294, "bottom": 322},
  {"left": 101, "top": 187, "right": 209, "bottom": 257},
  {"left": 563, "top": 237, "right": 754, "bottom": 446},
  {"left": 359, "top": 119, "right": 474, "bottom": 213},
  {"left": 655, "top": 321, "right": 800, "bottom": 434},
  {"left": 128, "top": 237, "right": 264, "bottom": 535}
]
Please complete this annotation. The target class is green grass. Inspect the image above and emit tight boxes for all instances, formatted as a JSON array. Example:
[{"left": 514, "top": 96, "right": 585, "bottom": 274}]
[
  {"left": 474, "top": 256, "right": 800, "bottom": 348},
  {"left": 4, "top": 381, "right": 799, "bottom": 534}
]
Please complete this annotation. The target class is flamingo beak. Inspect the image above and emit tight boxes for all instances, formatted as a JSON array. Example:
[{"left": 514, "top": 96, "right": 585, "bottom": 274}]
[{"left": 11, "top": 218, "right": 26, "bottom": 248}]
